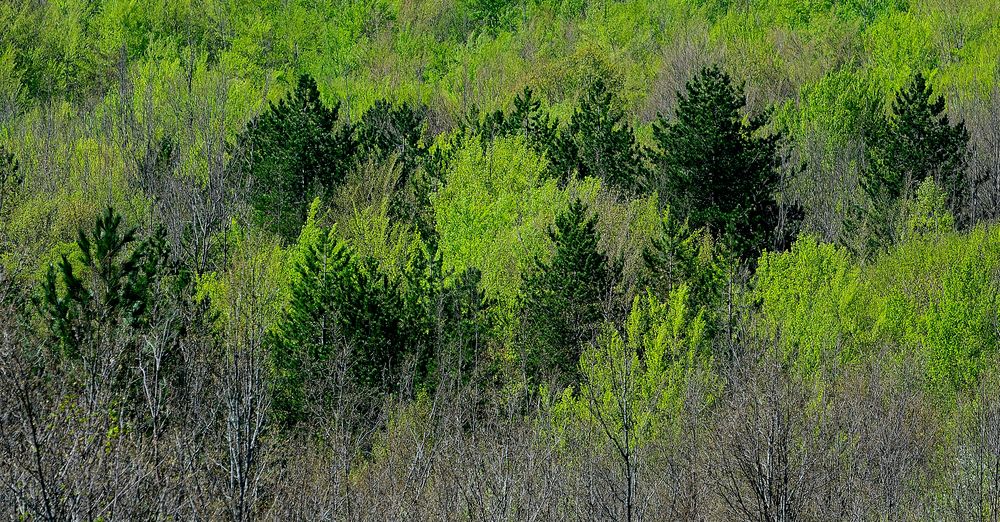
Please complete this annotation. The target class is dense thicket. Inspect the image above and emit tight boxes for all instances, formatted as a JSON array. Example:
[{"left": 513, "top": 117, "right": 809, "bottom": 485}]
[{"left": 3, "top": 0, "right": 1000, "bottom": 519}]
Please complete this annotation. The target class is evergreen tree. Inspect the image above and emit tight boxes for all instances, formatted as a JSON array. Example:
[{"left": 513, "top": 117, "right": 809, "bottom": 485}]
[
  {"left": 442, "top": 267, "right": 493, "bottom": 385},
  {"left": 270, "top": 222, "right": 408, "bottom": 427},
  {"left": 401, "top": 243, "right": 494, "bottom": 390},
  {"left": 356, "top": 99, "right": 427, "bottom": 173},
  {"left": 523, "top": 198, "right": 615, "bottom": 383},
  {"left": 653, "top": 65, "right": 785, "bottom": 260},
  {"left": 479, "top": 87, "right": 558, "bottom": 155},
  {"left": 34, "top": 207, "right": 201, "bottom": 423},
  {"left": 557, "top": 78, "right": 647, "bottom": 193},
  {"left": 242, "top": 74, "right": 356, "bottom": 241},
  {"left": 642, "top": 206, "right": 725, "bottom": 311},
  {"left": 0, "top": 146, "right": 21, "bottom": 216},
  {"left": 37, "top": 207, "right": 168, "bottom": 357},
  {"left": 865, "top": 72, "right": 969, "bottom": 222}
]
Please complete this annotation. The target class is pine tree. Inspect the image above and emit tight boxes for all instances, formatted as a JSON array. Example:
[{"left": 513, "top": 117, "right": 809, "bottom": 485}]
[
  {"left": 653, "top": 65, "right": 785, "bottom": 260},
  {"left": 559, "top": 78, "right": 648, "bottom": 193},
  {"left": 34, "top": 207, "right": 196, "bottom": 421},
  {"left": 37, "top": 207, "right": 168, "bottom": 357},
  {"left": 243, "top": 74, "right": 357, "bottom": 241},
  {"left": 356, "top": 99, "right": 427, "bottom": 172},
  {"left": 523, "top": 198, "right": 615, "bottom": 383},
  {"left": 270, "top": 223, "right": 408, "bottom": 427},
  {"left": 401, "top": 243, "right": 494, "bottom": 390},
  {"left": 0, "top": 146, "right": 20, "bottom": 216},
  {"left": 642, "top": 206, "right": 725, "bottom": 311},
  {"left": 479, "top": 87, "right": 558, "bottom": 153},
  {"left": 865, "top": 72, "right": 969, "bottom": 222}
]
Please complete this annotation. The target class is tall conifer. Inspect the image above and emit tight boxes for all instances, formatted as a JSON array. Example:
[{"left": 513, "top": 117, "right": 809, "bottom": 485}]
[
  {"left": 653, "top": 66, "right": 785, "bottom": 260},
  {"left": 523, "top": 199, "right": 614, "bottom": 383}
]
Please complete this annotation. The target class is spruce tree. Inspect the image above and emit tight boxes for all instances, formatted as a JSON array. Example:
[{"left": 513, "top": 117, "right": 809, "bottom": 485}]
[
  {"left": 523, "top": 198, "right": 614, "bottom": 383},
  {"left": 865, "top": 72, "right": 969, "bottom": 222},
  {"left": 243, "top": 74, "right": 356, "bottom": 241},
  {"left": 653, "top": 65, "right": 785, "bottom": 260}
]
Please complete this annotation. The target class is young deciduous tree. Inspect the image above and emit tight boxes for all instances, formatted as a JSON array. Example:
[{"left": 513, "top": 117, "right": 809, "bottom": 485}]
[
  {"left": 243, "top": 74, "right": 356, "bottom": 241},
  {"left": 523, "top": 198, "right": 616, "bottom": 384},
  {"left": 653, "top": 66, "right": 786, "bottom": 260}
]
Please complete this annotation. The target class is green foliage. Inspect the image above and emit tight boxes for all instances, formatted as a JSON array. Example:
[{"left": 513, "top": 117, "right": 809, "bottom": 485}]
[
  {"left": 653, "top": 66, "right": 788, "bottom": 260},
  {"left": 559, "top": 286, "right": 715, "bottom": 455},
  {"left": 555, "top": 77, "right": 648, "bottom": 193},
  {"left": 402, "top": 244, "right": 495, "bottom": 388},
  {"left": 243, "top": 74, "right": 356, "bottom": 241},
  {"left": 642, "top": 206, "right": 727, "bottom": 311},
  {"left": 461, "top": 0, "right": 521, "bottom": 33},
  {"left": 269, "top": 207, "right": 408, "bottom": 426},
  {"left": 355, "top": 99, "right": 427, "bottom": 173},
  {"left": 478, "top": 86, "right": 559, "bottom": 160},
  {"left": 756, "top": 228, "right": 1000, "bottom": 394},
  {"left": 432, "top": 134, "right": 576, "bottom": 306},
  {"left": 36, "top": 207, "right": 169, "bottom": 357},
  {"left": 899, "top": 177, "right": 955, "bottom": 240},
  {"left": 864, "top": 72, "right": 970, "bottom": 227},
  {"left": 523, "top": 198, "right": 617, "bottom": 384},
  {"left": 754, "top": 236, "right": 865, "bottom": 371},
  {"left": 0, "top": 145, "right": 21, "bottom": 217}
]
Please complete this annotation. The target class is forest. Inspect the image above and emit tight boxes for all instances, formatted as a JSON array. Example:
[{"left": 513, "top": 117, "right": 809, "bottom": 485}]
[{"left": 1, "top": 0, "right": 1000, "bottom": 519}]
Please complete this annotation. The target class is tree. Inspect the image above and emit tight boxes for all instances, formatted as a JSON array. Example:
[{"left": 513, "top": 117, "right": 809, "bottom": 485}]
[
  {"left": 653, "top": 66, "right": 786, "bottom": 260},
  {"left": 479, "top": 86, "right": 558, "bottom": 155},
  {"left": 355, "top": 99, "right": 426, "bottom": 173},
  {"left": 865, "top": 72, "right": 969, "bottom": 225},
  {"left": 34, "top": 206, "right": 203, "bottom": 437},
  {"left": 573, "top": 287, "right": 712, "bottom": 522},
  {"left": 243, "top": 74, "right": 356, "bottom": 241},
  {"left": 0, "top": 146, "right": 20, "bottom": 217},
  {"left": 269, "top": 212, "right": 408, "bottom": 427},
  {"left": 554, "top": 78, "right": 648, "bottom": 193},
  {"left": 523, "top": 198, "right": 616, "bottom": 384},
  {"left": 37, "top": 207, "right": 168, "bottom": 359},
  {"left": 642, "top": 206, "right": 726, "bottom": 311},
  {"left": 898, "top": 177, "right": 955, "bottom": 241},
  {"left": 401, "top": 242, "right": 494, "bottom": 390}
]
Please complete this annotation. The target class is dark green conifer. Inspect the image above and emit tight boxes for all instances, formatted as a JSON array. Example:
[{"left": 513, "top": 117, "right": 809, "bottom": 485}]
[
  {"left": 270, "top": 227, "right": 408, "bottom": 427},
  {"left": 865, "top": 72, "right": 969, "bottom": 222},
  {"left": 653, "top": 65, "right": 785, "bottom": 260},
  {"left": 37, "top": 207, "right": 168, "bottom": 356},
  {"left": 356, "top": 99, "right": 427, "bottom": 172},
  {"left": 0, "top": 146, "right": 21, "bottom": 216},
  {"left": 243, "top": 74, "right": 356, "bottom": 241},
  {"left": 560, "top": 78, "right": 647, "bottom": 193},
  {"left": 642, "top": 207, "right": 725, "bottom": 310},
  {"left": 479, "top": 87, "right": 558, "bottom": 154},
  {"left": 523, "top": 199, "right": 614, "bottom": 383}
]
